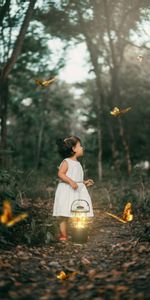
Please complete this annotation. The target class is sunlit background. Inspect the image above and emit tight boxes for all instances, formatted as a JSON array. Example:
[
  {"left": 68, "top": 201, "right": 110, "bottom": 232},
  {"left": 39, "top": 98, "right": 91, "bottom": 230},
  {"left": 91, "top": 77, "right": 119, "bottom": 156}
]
[
  {"left": 0, "top": 0, "right": 150, "bottom": 181},
  {"left": 0, "top": 3, "right": 150, "bottom": 299}
]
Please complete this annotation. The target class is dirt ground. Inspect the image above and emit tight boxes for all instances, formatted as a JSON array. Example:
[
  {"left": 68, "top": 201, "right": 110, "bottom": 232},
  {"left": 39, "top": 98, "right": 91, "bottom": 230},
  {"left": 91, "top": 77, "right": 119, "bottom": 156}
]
[{"left": 0, "top": 207, "right": 149, "bottom": 300}]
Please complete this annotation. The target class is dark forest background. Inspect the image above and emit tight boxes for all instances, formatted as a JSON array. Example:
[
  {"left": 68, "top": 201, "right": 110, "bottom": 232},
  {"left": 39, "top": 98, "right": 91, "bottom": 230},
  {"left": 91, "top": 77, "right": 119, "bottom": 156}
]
[
  {"left": 0, "top": 0, "right": 150, "bottom": 202},
  {"left": 0, "top": 3, "right": 150, "bottom": 298}
]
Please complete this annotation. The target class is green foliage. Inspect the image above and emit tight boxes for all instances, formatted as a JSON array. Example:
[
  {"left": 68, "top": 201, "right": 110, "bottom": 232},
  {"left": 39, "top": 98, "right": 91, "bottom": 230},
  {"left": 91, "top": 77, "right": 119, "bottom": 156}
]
[
  {"left": 24, "top": 217, "right": 56, "bottom": 245},
  {"left": 0, "top": 169, "right": 19, "bottom": 201},
  {"left": 1, "top": 0, "right": 150, "bottom": 179}
]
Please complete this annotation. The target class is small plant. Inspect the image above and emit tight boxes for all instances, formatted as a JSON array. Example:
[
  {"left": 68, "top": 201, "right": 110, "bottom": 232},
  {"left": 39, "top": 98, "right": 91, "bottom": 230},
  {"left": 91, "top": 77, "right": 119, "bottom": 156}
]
[
  {"left": 0, "top": 169, "right": 23, "bottom": 202},
  {"left": 24, "top": 217, "right": 56, "bottom": 245}
]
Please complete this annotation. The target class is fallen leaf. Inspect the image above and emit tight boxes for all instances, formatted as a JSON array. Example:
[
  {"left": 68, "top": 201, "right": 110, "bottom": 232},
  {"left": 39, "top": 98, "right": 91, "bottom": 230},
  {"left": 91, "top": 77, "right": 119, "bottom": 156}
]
[{"left": 81, "top": 257, "right": 91, "bottom": 265}]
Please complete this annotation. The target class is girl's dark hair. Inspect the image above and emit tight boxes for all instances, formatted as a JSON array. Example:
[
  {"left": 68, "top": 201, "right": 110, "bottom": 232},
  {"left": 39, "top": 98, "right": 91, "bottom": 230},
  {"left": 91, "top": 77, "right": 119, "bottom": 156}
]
[{"left": 56, "top": 136, "right": 81, "bottom": 158}]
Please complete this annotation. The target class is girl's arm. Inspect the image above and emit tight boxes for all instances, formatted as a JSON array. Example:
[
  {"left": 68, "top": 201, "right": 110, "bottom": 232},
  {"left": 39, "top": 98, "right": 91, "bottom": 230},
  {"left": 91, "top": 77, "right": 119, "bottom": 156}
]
[
  {"left": 58, "top": 160, "right": 78, "bottom": 190},
  {"left": 84, "top": 179, "right": 94, "bottom": 187}
]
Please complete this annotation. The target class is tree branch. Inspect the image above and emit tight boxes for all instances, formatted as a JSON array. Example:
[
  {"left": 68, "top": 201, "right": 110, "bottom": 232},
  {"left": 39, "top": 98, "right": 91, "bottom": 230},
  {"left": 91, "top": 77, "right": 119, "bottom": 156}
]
[
  {"left": 124, "top": 39, "right": 150, "bottom": 50},
  {"left": 1, "top": 0, "right": 37, "bottom": 80},
  {"left": 0, "top": 0, "right": 11, "bottom": 27}
]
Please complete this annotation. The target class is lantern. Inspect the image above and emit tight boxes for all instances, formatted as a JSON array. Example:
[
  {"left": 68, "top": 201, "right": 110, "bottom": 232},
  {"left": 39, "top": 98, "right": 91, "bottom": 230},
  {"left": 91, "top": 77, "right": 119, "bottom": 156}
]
[{"left": 70, "top": 199, "right": 90, "bottom": 243}]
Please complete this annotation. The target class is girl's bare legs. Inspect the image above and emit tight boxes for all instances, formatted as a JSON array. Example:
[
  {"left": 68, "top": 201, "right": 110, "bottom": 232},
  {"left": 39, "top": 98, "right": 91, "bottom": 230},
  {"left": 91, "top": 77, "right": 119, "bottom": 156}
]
[{"left": 59, "top": 217, "right": 68, "bottom": 237}]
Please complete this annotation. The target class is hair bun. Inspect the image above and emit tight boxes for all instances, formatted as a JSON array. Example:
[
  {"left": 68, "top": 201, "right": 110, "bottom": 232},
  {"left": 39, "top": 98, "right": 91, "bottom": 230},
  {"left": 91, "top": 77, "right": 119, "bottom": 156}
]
[{"left": 56, "top": 136, "right": 81, "bottom": 158}]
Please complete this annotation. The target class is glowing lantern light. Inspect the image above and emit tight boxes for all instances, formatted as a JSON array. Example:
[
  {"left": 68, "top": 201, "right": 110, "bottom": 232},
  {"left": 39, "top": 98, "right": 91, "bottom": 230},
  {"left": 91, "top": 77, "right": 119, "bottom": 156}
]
[{"left": 70, "top": 199, "right": 90, "bottom": 243}]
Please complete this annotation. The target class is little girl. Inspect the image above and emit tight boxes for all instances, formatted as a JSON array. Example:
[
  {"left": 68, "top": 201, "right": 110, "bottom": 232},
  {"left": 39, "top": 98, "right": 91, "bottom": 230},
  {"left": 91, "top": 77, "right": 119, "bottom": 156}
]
[{"left": 53, "top": 136, "right": 94, "bottom": 241}]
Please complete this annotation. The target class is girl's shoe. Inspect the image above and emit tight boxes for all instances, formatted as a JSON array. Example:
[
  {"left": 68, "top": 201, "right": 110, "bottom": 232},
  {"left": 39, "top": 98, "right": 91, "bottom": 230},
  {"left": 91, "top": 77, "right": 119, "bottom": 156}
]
[{"left": 58, "top": 235, "right": 68, "bottom": 241}]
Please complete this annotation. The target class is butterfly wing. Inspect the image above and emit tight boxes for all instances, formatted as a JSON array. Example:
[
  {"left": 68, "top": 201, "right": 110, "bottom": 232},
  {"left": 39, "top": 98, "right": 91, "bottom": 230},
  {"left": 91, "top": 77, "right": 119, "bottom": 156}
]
[
  {"left": 35, "top": 77, "right": 56, "bottom": 87},
  {"left": 120, "top": 107, "right": 132, "bottom": 114},
  {"left": 6, "top": 213, "right": 28, "bottom": 227},
  {"left": 106, "top": 212, "right": 127, "bottom": 223},
  {"left": 57, "top": 271, "right": 68, "bottom": 280},
  {"left": 41, "top": 80, "right": 49, "bottom": 87},
  {"left": 0, "top": 200, "right": 12, "bottom": 224},
  {"left": 42, "top": 77, "right": 56, "bottom": 87},
  {"left": 110, "top": 107, "right": 120, "bottom": 117},
  {"left": 35, "top": 79, "right": 43, "bottom": 86},
  {"left": 122, "top": 202, "right": 133, "bottom": 221}
]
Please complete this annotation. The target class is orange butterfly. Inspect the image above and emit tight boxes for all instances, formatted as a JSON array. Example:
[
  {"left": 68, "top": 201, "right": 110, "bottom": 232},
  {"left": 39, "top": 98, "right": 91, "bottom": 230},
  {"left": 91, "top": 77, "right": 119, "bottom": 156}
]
[
  {"left": 57, "top": 271, "right": 78, "bottom": 280},
  {"left": 57, "top": 271, "right": 69, "bottom": 280},
  {"left": 110, "top": 106, "right": 131, "bottom": 117},
  {"left": 35, "top": 77, "right": 56, "bottom": 87},
  {"left": 0, "top": 200, "right": 28, "bottom": 227},
  {"left": 122, "top": 202, "right": 133, "bottom": 222},
  {"left": 106, "top": 202, "right": 133, "bottom": 223}
]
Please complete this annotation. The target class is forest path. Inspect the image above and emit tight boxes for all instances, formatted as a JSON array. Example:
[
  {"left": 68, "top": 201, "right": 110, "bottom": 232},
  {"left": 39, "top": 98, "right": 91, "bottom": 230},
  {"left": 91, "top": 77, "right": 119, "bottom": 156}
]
[{"left": 0, "top": 209, "right": 149, "bottom": 300}]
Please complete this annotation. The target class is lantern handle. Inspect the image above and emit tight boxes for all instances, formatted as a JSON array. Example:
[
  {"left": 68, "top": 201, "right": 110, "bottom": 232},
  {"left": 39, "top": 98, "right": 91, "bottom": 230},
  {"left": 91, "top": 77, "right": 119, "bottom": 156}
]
[{"left": 70, "top": 199, "right": 90, "bottom": 212}]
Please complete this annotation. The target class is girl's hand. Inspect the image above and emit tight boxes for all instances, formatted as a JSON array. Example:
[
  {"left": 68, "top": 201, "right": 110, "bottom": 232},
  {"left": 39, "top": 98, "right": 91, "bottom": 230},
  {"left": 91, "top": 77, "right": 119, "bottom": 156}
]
[
  {"left": 69, "top": 180, "right": 78, "bottom": 190},
  {"left": 84, "top": 179, "right": 94, "bottom": 187}
]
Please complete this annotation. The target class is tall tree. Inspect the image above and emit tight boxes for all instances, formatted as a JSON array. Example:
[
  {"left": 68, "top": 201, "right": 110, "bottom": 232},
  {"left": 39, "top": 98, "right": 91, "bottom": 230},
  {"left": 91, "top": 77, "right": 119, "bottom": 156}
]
[
  {"left": 0, "top": 0, "right": 37, "bottom": 167},
  {"left": 40, "top": 0, "right": 149, "bottom": 176}
]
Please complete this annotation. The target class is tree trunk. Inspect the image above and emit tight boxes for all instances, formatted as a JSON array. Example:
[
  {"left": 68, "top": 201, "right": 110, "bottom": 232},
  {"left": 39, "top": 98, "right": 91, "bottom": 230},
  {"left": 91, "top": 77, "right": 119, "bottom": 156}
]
[
  {"left": 106, "top": 119, "right": 121, "bottom": 173},
  {"left": 1, "top": 0, "right": 37, "bottom": 80},
  {"left": 97, "top": 123, "right": 103, "bottom": 179},
  {"left": 103, "top": 0, "right": 132, "bottom": 175},
  {"left": 0, "top": 0, "right": 37, "bottom": 166},
  {"left": 104, "top": 93, "right": 121, "bottom": 173},
  {"left": 36, "top": 120, "right": 44, "bottom": 169},
  {"left": 118, "top": 117, "right": 132, "bottom": 175},
  {"left": 75, "top": 4, "right": 103, "bottom": 180},
  {"left": 0, "top": 79, "right": 9, "bottom": 167}
]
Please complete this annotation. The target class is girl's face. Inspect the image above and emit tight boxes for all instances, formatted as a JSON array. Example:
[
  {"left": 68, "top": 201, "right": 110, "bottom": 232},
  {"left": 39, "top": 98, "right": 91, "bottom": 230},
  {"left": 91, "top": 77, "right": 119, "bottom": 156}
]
[{"left": 72, "top": 141, "right": 84, "bottom": 157}]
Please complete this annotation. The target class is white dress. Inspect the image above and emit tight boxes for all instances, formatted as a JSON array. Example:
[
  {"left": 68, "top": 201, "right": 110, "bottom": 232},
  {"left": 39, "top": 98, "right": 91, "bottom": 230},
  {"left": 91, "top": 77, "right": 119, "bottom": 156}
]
[{"left": 53, "top": 158, "right": 94, "bottom": 217}]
